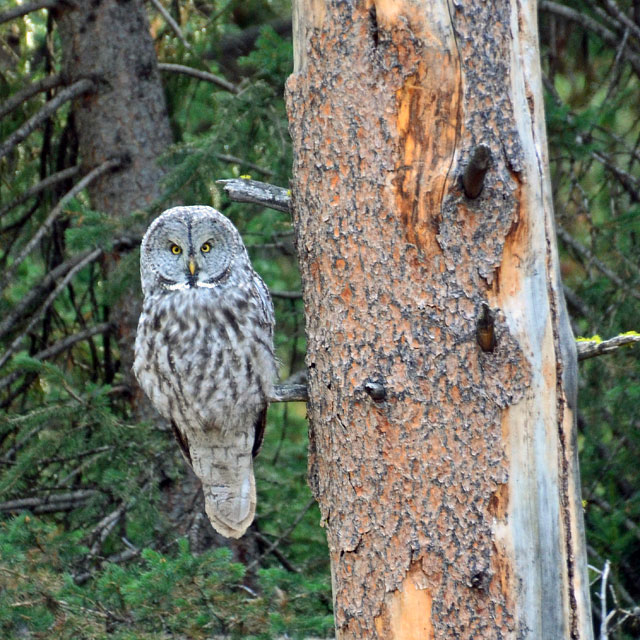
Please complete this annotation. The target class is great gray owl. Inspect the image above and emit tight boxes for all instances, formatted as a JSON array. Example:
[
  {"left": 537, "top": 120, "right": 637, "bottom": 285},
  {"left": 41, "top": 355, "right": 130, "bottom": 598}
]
[{"left": 133, "top": 205, "right": 276, "bottom": 539}]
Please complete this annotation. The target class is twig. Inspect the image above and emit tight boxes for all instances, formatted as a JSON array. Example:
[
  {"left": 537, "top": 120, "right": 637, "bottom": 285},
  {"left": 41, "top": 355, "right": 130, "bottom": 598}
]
[
  {"left": 1, "top": 157, "right": 119, "bottom": 287},
  {"left": 0, "top": 249, "right": 97, "bottom": 340},
  {"left": 246, "top": 496, "right": 316, "bottom": 572},
  {"left": 158, "top": 62, "right": 237, "bottom": 93},
  {"left": 253, "top": 531, "right": 299, "bottom": 572},
  {"left": 0, "top": 0, "right": 58, "bottom": 26},
  {"left": 0, "top": 248, "right": 103, "bottom": 369},
  {"left": 89, "top": 503, "right": 126, "bottom": 557},
  {"left": 0, "top": 165, "right": 80, "bottom": 220},
  {"left": 0, "top": 78, "right": 95, "bottom": 160},
  {"left": 217, "top": 178, "right": 291, "bottom": 213},
  {"left": 148, "top": 0, "right": 191, "bottom": 50},
  {"left": 539, "top": 1, "right": 640, "bottom": 76},
  {"left": 0, "top": 72, "right": 65, "bottom": 120},
  {"left": 215, "top": 153, "right": 274, "bottom": 177},
  {"left": 557, "top": 225, "right": 640, "bottom": 302}
]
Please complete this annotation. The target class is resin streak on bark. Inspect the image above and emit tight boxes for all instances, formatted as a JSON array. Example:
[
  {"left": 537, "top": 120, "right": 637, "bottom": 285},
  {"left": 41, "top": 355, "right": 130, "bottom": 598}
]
[{"left": 287, "top": 0, "right": 592, "bottom": 638}]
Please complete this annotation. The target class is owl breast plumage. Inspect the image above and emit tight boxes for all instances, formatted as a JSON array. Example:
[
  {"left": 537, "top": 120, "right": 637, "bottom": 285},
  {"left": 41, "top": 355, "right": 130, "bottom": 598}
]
[{"left": 133, "top": 206, "right": 276, "bottom": 538}]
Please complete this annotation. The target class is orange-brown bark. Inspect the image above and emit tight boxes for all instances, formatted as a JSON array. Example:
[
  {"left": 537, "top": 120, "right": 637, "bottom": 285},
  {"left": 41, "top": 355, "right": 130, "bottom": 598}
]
[{"left": 287, "top": 1, "right": 592, "bottom": 638}]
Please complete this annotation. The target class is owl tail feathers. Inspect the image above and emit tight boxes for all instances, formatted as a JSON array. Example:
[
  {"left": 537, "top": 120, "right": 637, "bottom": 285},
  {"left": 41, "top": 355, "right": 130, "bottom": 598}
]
[{"left": 203, "top": 469, "right": 256, "bottom": 539}]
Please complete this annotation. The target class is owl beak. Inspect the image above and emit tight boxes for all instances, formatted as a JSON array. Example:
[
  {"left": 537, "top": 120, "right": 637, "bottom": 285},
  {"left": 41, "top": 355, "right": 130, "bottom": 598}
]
[{"left": 188, "top": 259, "right": 197, "bottom": 276}]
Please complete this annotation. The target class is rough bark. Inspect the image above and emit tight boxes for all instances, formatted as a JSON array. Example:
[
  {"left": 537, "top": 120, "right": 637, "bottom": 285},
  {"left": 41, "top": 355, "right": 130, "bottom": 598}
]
[
  {"left": 287, "top": 1, "right": 592, "bottom": 639},
  {"left": 55, "top": 0, "right": 172, "bottom": 217},
  {"left": 54, "top": 0, "right": 173, "bottom": 389}
]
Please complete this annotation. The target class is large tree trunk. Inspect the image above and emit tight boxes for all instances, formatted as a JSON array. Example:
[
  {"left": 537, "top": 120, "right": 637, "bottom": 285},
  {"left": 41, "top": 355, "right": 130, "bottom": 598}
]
[
  {"left": 286, "top": 1, "right": 592, "bottom": 638},
  {"left": 54, "top": 0, "right": 172, "bottom": 394},
  {"left": 55, "top": 0, "right": 172, "bottom": 216}
]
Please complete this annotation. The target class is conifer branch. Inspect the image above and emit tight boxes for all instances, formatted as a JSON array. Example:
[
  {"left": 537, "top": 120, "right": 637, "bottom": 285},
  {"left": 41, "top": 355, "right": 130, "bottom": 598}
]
[
  {"left": 0, "top": 489, "right": 98, "bottom": 514},
  {"left": 1, "top": 157, "right": 120, "bottom": 288},
  {"left": 0, "top": 249, "right": 102, "bottom": 370},
  {"left": 0, "top": 323, "right": 113, "bottom": 392},
  {"left": 217, "top": 178, "right": 291, "bottom": 213},
  {"left": 0, "top": 165, "right": 80, "bottom": 220},
  {"left": 158, "top": 63, "right": 238, "bottom": 93},
  {"left": 0, "top": 0, "right": 58, "bottom": 26},
  {"left": 0, "top": 72, "right": 65, "bottom": 120},
  {"left": 0, "top": 78, "right": 95, "bottom": 160},
  {"left": 557, "top": 226, "right": 640, "bottom": 302},
  {"left": 270, "top": 290, "right": 302, "bottom": 299}
]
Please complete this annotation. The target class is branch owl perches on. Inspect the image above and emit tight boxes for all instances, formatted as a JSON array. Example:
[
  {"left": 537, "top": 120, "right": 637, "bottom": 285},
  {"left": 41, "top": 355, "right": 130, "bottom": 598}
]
[{"left": 134, "top": 206, "right": 276, "bottom": 538}]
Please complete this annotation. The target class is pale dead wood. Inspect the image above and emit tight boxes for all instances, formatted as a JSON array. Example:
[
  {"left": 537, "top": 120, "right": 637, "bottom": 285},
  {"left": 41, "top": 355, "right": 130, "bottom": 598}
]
[
  {"left": 577, "top": 334, "right": 640, "bottom": 360},
  {"left": 217, "top": 178, "right": 291, "bottom": 212}
]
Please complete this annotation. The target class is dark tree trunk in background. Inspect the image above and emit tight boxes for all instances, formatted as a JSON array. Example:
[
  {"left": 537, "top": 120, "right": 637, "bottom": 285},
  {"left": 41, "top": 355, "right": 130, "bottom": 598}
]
[
  {"left": 54, "top": 0, "right": 172, "bottom": 393},
  {"left": 287, "top": 0, "right": 593, "bottom": 638},
  {"left": 55, "top": 0, "right": 172, "bottom": 215}
]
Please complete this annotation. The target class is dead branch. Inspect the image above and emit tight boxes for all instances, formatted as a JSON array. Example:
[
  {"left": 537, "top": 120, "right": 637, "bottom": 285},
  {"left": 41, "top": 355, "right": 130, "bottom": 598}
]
[
  {"left": 270, "top": 383, "right": 308, "bottom": 403},
  {"left": 0, "top": 323, "right": 113, "bottom": 392},
  {"left": 0, "top": 0, "right": 58, "bottom": 26},
  {"left": 0, "top": 165, "right": 80, "bottom": 220},
  {"left": 577, "top": 334, "right": 640, "bottom": 360},
  {"left": 215, "top": 153, "right": 274, "bottom": 177},
  {"left": 1, "top": 157, "right": 120, "bottom": 287},
  {"left": 246, "top": 496, "right": 316, "bottom": 572},
  {"left": 0, "top": 489, "right": 98, "bottom": 513},
  {"left": 557, "top": 225, "right": 640, "bottom": 302},
  {"left": 217, "top": 178, "right": 291, "bottom": 212},
  {"left": 271, "top": 290, "right": 302, "bottom": 299},
  {"left": 158, "top": 62, "right": 237, "bottom": 93},
  {"left": 0, "top": 72, "right": 65, "bottom": 120},
  {"left": 0, "top": 78, "right": 95, "bottom": 160},
  {"left": 148, "top": 0, "right": 191, "bottom": 50},
  {"left": 0, "top": 248, "right": 103, "bottom": 369},
  {"left": 539, "top": 1, "right": 640, "bottom": 76}
]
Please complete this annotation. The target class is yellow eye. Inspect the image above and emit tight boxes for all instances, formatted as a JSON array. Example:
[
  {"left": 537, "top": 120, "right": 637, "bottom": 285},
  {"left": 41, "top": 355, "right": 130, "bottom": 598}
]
[
  {"left": 170, "top": 244, "right": 182, "bottom": 255},
  {"left": 201, "top": 242, "right": 211, "bottom": 253}
]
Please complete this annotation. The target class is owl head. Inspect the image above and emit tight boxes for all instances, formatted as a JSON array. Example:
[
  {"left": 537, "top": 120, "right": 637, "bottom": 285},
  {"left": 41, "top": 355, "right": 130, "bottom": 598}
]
[{"left": 140, "top": 206, "right": 247, "bottom": 296}]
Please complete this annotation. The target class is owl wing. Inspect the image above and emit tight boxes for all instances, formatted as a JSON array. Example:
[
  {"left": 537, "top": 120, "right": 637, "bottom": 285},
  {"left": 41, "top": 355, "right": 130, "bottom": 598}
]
[{"left": 250, "top": 271, "right": 275, "bottom": 337}]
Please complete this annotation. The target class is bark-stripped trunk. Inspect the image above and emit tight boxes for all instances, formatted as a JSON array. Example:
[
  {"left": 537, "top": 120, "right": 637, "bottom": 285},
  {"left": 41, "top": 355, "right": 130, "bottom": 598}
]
[{"left": 286, "top": 1, "right": 592, "bottom": 638}]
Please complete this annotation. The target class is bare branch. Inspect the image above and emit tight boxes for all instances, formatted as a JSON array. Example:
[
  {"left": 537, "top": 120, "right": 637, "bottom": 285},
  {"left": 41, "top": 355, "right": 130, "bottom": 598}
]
[
  {"left": 0, "top": 0, "right": 58, "bottom": 26},
  {"left": 1, "top": 157, "right": 120, "bottom": 288},
  {"left": 215, "top": 153, "right": 274, "bottom": 177},
  {"left": 0, "top": 489, "right": 98, "bottom": 514},
  {"left": 557, "top": 225, "right": 640, "bottom": 302},
  {"left": 0, "top": 165, "right": 80, "bottom": 220},
  {"left": 217, "top": 178, "right": 291, "bottom": 213},
  {"left": 0, "top": 249, "right": 103, "bottom": 369},
  {"left": 0, "top": 323, "right": 113, "bottom": 392},
  {"left": 157, "top": 62, "right": 237, "bottom": 93},
  {"left": 148, "top": 0, "right": 191, "bottom": 50},
  {"left": 0, "top": 73, "right": 65, "bottom": 120},
  {"left": 269, "top": 383, "right": 308, "bottom": 403},
  {"left": 539, "top": 1, "right": 640, "bottom": 76},
  {"left": 246, "top": 496, "right": 316, "bottom": 572},
  {"left": 577, "top": 334, "right": 640, "bottom": 361},
  {"left": 0, "top": 78, "right": 95, "bottom": 160}
]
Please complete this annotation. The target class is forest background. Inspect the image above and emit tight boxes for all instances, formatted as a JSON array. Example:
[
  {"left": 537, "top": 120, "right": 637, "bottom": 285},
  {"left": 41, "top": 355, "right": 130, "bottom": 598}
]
[{"left": 0, "top": 0, "right": 638, "bottom": 638}]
